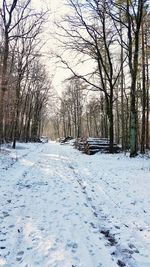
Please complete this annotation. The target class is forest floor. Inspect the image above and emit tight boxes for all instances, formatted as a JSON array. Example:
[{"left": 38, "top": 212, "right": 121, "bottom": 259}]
[{"left": 0, "top": 141, "right": 150, "bottom": 267}]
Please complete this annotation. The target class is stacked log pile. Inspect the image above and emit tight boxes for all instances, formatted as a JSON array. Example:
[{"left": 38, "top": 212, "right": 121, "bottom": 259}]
[
  {"left": 74, "top": 137, "right": 87, "bottom": 151},
  {"left": 74, "top": 137, "right": 121, "bottom": 155}
]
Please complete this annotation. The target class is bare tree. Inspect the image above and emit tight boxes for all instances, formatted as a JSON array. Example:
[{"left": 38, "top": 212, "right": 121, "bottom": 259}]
[
  {"left": 0, "top": 0, "right": 49, "bottom": 147},
  {"left": 55, "top": 0, "right": 123, "bottom": 152},
  {"left": 60, "top": 78, "right": 84, "bottom": 138},
  {"left": 113, "top": 0, "right": 145, "bottom": 156},
  {"left": 0, "top": 0, "right": 30, "bottom": 142}
]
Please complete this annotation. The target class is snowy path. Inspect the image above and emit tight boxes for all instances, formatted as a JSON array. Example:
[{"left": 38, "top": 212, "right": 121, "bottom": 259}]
[{"left": 0, "top": 142, "right": 150, "bottom": 267}]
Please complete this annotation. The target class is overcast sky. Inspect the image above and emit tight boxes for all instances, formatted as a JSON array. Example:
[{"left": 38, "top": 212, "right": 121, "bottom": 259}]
[{"left": 31, "top": 0, "right": 72, "bottom": 95}]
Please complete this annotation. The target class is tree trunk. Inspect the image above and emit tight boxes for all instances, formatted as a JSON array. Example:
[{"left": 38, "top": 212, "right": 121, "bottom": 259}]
[
  {"left": 0, "top": 91, "right": 5, "bottom": 143},
  {"left": 140, "top": 16, "right": 146, "bottom": 154},
  {"left": 126, "top": 0, "right": 143, "bottom": 157},
  {"left": 12, "top": 84, "right": 20, "bottom": 149},
  {"left": 0, "top": 33, "right": 9, "bottom": 143},
  {"left": 146, "top": 61, "right": 149, "bottom": 149},
  {"left": 107, "top": 91, "right": 114, "bottom": 153},
  {"left": 109, "top": 103, "right": 114, "bottom": 153},
  {"left": 130, "top": 86, "right": 137, "bottom": 157}
]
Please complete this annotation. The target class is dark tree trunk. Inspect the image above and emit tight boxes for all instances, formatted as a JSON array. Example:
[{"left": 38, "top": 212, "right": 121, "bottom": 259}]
[
  {"left": 140, "top": 17, "right": 146, "bottom": 154},
  {"left": 127, "top": 0, "right": 143, "bottom": 157},
  {"left": 0, "top": 33, "right": 9, "bottom": 143},
  {"left": 146, "top": 58, "right": 149, "bottom": 149},
  {"left": 109, "top": 97, "right": 114, "bottom": 153}
]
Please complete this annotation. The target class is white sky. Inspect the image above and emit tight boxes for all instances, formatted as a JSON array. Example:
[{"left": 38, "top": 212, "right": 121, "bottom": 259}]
[{"left": 31, "top": 0, "right": 72, "bottom": 95}]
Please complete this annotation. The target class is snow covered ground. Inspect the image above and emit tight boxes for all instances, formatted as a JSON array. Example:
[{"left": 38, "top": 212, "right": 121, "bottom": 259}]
[{"left": 0, "top": 141, "right": 150, "bottom": 267}]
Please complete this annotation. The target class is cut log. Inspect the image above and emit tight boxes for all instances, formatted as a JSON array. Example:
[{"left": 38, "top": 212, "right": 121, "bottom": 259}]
[{"left": 74, "top": 137, "right": 121, "bottom": 155}]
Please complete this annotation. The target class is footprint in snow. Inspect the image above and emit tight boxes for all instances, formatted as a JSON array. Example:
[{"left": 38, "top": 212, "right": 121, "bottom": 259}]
[
  {"left": 0, "top": 238, "right": 6, "bottom": 242},
  {"left": 17, "top": 251, "right": 24, "bottom": 256},
  {"left": 27, "top": 247, "right": 33, "bottom": 250},
  {"left": 22, "top": 171, "right": 28, "bottom": 177},
  {"left": 90, "top": 222, "right": 97, "bottom": 229},
  {"left": 89, "top": 249, "right": 95, "bottom": 256},
  {"left": 8, "top": 224, "right": 15, "bottom": 228},
  {"left": 16, "top": 257, "right": 23, "bottom": 262},
  {"left": 1, "top": 231, "right": 7, "bottom": 236},
  {"left": 87, "top": 197, "right": 92, "bottom": 201},
  {"left": 66, "top": 241, "right": 78, "bottom": 252},
  {"left": 0, "top": 246, "right": 6, "bottom": 249},
  {"left": 2, "top": 211, "right": 9, "bottom": 218},
  {"left": 93, "top": 211, "right": 98, "bottom": 217},
  {"left": 20, "top": 204, "right": 26, "bottom": 208},
  {"left": 117, "top": 259, "right": 126, "bottom": 266}
]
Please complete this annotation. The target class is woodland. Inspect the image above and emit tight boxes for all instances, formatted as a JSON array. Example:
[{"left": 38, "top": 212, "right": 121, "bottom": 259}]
[{"left": 0, "top": 0, "right": 150, "bottom": 157}]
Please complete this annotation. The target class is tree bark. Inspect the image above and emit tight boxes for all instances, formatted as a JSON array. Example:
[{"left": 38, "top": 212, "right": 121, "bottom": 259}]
[{"left": 141, "top": 16, "right": 146, "bottom": 154}]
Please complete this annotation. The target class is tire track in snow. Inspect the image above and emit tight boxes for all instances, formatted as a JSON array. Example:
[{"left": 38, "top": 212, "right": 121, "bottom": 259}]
[
  {"left": 55, "top": 147, "right": 120, "bottom": 267},
  {"left": 66, "top": 160, "right": 138, "bottom": 267}
]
